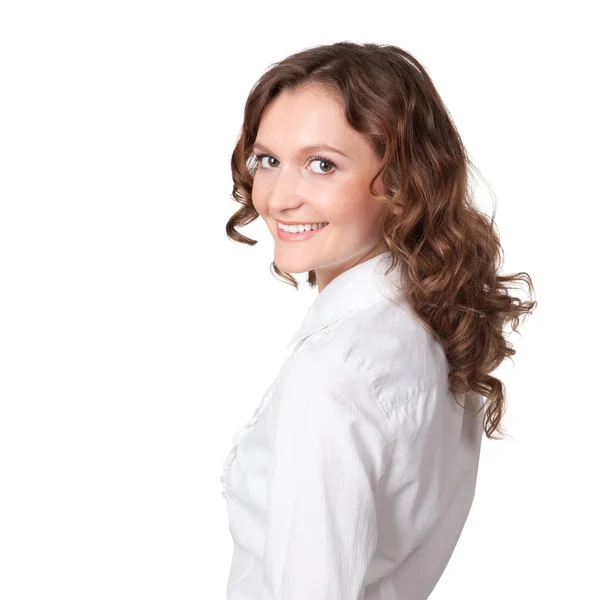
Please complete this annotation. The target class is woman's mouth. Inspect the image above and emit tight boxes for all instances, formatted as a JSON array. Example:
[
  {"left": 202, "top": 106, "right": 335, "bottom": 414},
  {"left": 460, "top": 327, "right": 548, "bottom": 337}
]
[{"left": 277, "top": 222, "right": 330, "bottom": 242}]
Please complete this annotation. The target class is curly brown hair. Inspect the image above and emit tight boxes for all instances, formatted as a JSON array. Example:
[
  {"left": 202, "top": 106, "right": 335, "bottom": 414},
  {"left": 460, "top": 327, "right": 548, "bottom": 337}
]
[{"left": 225, "top": 41, "right": 537, "bottom": 440}]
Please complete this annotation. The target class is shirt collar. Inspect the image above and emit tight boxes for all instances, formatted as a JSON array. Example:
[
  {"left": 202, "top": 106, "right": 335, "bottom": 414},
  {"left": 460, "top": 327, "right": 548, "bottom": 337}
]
[{"left": 286, "top": 250, "right": 402, "bottom": 351}]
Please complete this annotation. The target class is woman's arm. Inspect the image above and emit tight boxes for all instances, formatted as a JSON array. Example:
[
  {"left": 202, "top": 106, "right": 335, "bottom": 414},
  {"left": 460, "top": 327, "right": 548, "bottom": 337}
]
[{"left": 262, "top": 349, "right": 394, "bottom": 600}]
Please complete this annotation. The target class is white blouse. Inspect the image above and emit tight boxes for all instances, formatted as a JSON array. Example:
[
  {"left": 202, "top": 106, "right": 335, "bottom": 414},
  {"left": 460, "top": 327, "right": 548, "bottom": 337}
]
[{"left": 221, "top": 251, "right": 484, "bottom": 600}]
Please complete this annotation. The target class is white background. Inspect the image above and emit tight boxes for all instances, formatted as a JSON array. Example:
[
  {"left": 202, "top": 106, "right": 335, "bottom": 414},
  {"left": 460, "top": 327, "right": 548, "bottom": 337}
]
[{"left": 1, "top": 1, "right": 598, "bottom": 598}]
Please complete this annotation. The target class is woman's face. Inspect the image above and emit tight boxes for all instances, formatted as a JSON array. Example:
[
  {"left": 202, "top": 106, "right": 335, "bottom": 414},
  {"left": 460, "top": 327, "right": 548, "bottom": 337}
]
[{"left": 251, "top": 85, "right": 388, "bottom": 292}]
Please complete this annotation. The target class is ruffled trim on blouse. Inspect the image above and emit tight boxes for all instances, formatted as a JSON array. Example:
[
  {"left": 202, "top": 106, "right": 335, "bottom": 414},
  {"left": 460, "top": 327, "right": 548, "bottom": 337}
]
[{"left": 220, "top": 378, "right": 279, "bottom": 499}]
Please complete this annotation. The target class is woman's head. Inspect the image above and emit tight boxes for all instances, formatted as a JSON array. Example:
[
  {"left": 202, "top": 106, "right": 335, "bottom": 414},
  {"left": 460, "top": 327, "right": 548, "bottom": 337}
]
[
  {"left": 251, "top": 83, "right": 388, "bottom": 291},
  {"left": 226, "top": 41, "right": 537, "bottom": 439},
  {"left": 227, "top": 41, "right": 473, "bottom": 288}
]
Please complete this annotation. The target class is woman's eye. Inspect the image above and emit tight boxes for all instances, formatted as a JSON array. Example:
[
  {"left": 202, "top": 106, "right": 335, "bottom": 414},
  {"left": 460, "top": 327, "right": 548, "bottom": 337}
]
[
  {"left": 308, "top": 157, "right": 336, "bottom": 174},
  {"left": 256, "top": 155, "right": 279, "bottom": 169}
]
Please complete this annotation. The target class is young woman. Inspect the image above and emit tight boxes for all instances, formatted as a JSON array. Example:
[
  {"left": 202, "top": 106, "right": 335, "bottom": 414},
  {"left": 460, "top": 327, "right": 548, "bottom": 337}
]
[{"left": 221, "top": 41, "right": 536, "bottom": 600}]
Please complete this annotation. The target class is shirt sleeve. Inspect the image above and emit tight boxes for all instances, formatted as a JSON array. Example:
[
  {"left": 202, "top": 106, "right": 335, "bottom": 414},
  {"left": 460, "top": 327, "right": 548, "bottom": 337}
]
[{"left": 262, "top": 349, "right": 394, "bottom": 600}]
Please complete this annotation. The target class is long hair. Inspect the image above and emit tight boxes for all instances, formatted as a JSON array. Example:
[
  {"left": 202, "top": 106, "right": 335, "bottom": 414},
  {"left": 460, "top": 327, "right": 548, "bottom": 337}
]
[{"left": 225, "top": 41, "right": 537, "bottom": 440}]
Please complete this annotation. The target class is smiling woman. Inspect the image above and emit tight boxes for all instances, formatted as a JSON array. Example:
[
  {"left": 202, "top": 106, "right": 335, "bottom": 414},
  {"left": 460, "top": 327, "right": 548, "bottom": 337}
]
[
  {"left": 247, "top": 84, "right": 389, "bottom": 292},
  {"left": 222, "top": 41, "right": 537, "bottom": 600}
]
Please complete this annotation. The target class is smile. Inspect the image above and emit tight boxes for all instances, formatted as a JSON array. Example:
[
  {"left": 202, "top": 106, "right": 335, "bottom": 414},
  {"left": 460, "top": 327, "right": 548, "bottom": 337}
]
[{"left": 277, "top": 222, "right": 330, "bottom": 242}]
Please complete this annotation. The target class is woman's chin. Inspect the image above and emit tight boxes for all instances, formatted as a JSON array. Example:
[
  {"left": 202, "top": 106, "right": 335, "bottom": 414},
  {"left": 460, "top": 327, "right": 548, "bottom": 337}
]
[{"left": 273, "top": 252, "right": 316, "bottom": 275}]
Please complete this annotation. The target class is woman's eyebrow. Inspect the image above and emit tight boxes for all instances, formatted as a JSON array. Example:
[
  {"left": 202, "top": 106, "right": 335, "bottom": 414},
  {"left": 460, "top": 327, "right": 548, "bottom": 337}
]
[{"left": 252, "top": 142, "right": 351, "bottom": 159}]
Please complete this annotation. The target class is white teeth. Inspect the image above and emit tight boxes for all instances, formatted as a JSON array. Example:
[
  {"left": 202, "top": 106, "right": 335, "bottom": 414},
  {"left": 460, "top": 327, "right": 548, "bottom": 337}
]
[{"left": 278, "top": 222, "right": 328, "bottom": 233}]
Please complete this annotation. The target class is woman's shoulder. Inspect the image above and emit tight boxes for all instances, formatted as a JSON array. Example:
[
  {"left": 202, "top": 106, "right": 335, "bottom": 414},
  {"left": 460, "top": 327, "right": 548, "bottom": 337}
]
[
  {"left": 273, "top": 338, "right": 389, "bottom": 421},
  {"left": 280, "top": 340, "right": 377, "bottom": 401},
  {"left": 295, "top": 295, "right": 450, "bottom": 411},
  {"left": 269, "top": 342, "right": 396, "bottom": 450}
]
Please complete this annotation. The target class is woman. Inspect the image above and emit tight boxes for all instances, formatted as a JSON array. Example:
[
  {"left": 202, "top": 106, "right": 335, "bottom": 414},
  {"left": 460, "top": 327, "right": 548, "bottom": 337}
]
[{"left": 221, "top": 41, "right": 536, "bottom": 600}]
